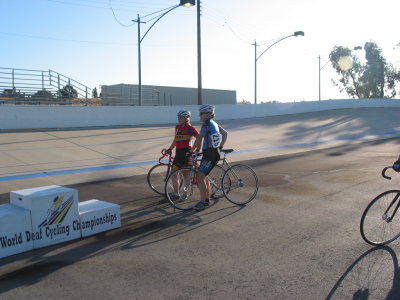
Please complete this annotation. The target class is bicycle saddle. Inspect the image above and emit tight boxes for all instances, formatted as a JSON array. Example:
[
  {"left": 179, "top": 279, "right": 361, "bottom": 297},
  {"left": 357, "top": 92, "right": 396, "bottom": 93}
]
[{"left": 221, "top": 149, "right": 234, "bottom": 153}]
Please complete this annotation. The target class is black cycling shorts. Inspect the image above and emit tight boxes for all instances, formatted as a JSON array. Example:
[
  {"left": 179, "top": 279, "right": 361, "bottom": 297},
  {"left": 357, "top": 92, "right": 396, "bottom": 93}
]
[
  {"left": 198, "top": 148, "right": 220, "bottom": 175},
  {"left": 172, "top": 147, "right": 190, "bottom": 169}
]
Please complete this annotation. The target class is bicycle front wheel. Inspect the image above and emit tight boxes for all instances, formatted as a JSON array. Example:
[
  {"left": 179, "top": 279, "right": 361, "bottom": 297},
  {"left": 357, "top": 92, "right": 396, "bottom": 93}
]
[
  {"left": 147, "top": 164, "right": 170, "bottom": 195},
  {"left": 222, "top": 164, "right": 258, "bottom": 206},
  {"left": 165, "top": 168, "right": 200, "bottom": 210},
  {"left": 360, "top": 190, "right": 400, "bottom": 246}
]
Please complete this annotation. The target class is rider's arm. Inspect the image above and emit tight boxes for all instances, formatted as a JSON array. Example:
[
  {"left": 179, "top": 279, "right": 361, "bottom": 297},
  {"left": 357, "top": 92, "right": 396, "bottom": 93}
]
[
  {"left": 167, "top": 128, "right": 176, "bottom": 151},
  {"left": 191, "top": 133, "right": 204, "bottom": 153},
  {"left": 167, "top": 140, "right": 176, "bottom": 151},
  {"left": 219, "top": 126, "right": 228, "bottom": 149}
]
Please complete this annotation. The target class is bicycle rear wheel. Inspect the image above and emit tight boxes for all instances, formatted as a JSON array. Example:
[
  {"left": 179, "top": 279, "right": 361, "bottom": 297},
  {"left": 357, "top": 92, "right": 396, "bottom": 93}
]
[
  {"left": 222, "top": 164, "right": 258, "bottom": 206},
  {"left": 165, "top": 168, "right": 200, "bottom": 210},
  {"left": 360, "top": 190, "right": 400, "bottom": 246},
  {"left": 147, "top": 164, "right": 170, "bottom": 195}
]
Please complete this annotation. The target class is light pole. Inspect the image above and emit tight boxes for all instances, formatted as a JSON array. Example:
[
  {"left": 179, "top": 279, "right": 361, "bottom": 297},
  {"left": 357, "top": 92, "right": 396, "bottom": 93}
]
[
  {"left": 197, "top": 0, "right": 202, "bottom": 105},
  {"left": 253, "top": 31, "right": 304, "bottom": 104},
  {"left": 132, "top": 0, "right": 195, "bottom": 106},
  {"left": 318, "top": 46, "right": 362, "bottom": 101}
]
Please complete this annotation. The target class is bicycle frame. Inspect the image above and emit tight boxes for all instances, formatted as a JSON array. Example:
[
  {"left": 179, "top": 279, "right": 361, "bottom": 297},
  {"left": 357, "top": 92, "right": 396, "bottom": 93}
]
[
  {"left": 189, "top": 150, "right": 234, "bottom": 194},
  {"left": 380, "top": 166, "right": 400, "bottom": 222}
]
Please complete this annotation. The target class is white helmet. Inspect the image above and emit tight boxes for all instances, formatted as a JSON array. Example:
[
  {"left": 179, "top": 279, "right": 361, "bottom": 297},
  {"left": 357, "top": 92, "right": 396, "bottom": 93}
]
[
  {"left": 177, "top": 110, "right": 191, "bottom": 118},
  {"left": 199, "top": 104, "right": 215, "bottom": 115}
]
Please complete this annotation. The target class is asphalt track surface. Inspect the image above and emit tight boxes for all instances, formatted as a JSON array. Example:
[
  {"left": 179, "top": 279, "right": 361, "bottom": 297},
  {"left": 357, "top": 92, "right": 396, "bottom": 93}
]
[{"left": 1, "top": 108, "right": 400, "bottom": 299}]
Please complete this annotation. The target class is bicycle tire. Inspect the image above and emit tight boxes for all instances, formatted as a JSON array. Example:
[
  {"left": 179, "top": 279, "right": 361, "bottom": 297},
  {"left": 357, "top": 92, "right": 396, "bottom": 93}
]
[
  {"left": 165, "top": 168, "right": 200, "bottom": 210},
  {"left": 208, "top": 164, "right": 230, "bottom": 199},
  {"left": 147, "top": 164, "right": 170, "bottom": 195},
  {"left": 222, "top": 164, "right": 258, "bottom": 206},
  {"left": 360, "top": 190, "right": 400, "bottom": 246}
]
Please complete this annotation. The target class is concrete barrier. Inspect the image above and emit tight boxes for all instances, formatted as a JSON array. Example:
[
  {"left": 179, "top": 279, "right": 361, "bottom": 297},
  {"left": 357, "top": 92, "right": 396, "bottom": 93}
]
[
  {"left": 0, "top": 204, "right": 33, "bottom": 258},
  {"left": 10, "top": 185, "right": 81, "bottom": 248},
  {"left": 1, "top": 98, "right": 400, "bottom": 130},
  {"left": 1, "top": 185, "right": 121, "bottom": 259}
]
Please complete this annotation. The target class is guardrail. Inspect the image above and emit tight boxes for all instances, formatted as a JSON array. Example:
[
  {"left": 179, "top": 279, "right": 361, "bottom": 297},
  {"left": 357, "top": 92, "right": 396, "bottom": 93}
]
[{"left": 0, "top": 67, "right": 91, "bottom": 105}]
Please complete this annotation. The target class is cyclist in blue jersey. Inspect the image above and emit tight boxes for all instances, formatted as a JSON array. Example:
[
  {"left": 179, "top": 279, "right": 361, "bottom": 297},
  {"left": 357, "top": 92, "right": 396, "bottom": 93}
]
[{"left": 190, "top": 104, "right": 228, "bottom": 211}]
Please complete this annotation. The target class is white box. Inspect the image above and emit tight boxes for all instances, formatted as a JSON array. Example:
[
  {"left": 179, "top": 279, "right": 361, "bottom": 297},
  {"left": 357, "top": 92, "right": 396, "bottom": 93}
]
[
  {"left": 0, "top": 204, "right": 33, "bottom": 259},
  {"left": 10, "top": 185, "right": 81, "bottom": 248},
  {"left": 78, "top": 199, "right": 121, "bottom": 237}
]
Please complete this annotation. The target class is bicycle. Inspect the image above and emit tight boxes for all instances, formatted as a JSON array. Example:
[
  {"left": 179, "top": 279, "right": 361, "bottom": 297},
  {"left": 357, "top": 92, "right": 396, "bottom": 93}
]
[
  {"left": 360, "top": 165, "right": 400, "bottom": 246},
  {"left": 147, "top": 148, "right": 174, "bottom": 195},
  {"left": 164, "top": 149, "right": 259, "bottom": 211}
]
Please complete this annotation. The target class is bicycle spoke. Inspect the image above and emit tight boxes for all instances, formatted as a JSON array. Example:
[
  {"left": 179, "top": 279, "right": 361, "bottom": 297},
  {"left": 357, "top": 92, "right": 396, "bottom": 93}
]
[
  {"left": 208, "top": 164, "right": 227, "bottom": 199},
  {"left": 222, "top": 164, "right": 258, "bottom": 205},
  {"left": 165, "top": 168, "right": 200, "bottom": 210},
  {"left": 147, "top": 164, "right": 170, "bottom": 195}
]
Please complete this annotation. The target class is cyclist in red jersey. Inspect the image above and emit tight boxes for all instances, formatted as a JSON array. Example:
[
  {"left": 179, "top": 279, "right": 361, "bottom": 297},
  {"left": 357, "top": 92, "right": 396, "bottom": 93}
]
[
  {"left": 166, "top": 110, "right": 199, "bottom": 169},
  {"left": 166, "top": 110, "right": 199, "bottom": 199}
]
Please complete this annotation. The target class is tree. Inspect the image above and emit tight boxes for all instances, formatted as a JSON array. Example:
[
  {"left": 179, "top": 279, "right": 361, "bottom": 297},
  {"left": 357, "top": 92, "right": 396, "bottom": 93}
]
[
  {"left": 329, "top": 42, "right": 400, "bottom": 98},
  {"left": 32, "top": 90, "right": 53, "bottom": 98},
  {"left": 238, "top": 99, "right": 251, "bottom": 104},
  {"left": 92, "top": 87, "right": 98, "bottom": 98},
  {"left": 59, "top": 84, "right": 78, "bottom": 98}
]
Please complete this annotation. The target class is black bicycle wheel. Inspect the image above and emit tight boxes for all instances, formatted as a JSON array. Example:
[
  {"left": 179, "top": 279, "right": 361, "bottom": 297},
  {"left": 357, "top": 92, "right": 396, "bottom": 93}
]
[
  {"left": 222, "top": 164, "right": 258, "bottom": 206},
  {"left": 360, "top": 190, "right": 400, "bottom": 246},
  {"left": 208, "top": 164, "right": 230, "bottom": 199},
  {"left": 147, "top": 164, "right": 170, "bottom": 195},
  {"left": 165, "top": 168, "right": 200, "bottom": 210}
]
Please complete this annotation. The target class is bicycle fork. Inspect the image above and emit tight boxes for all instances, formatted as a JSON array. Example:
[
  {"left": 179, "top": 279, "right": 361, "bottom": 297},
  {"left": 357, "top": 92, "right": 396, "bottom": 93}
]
[{"left": 383, "top": 193, "right": 400, "bottom": 222}]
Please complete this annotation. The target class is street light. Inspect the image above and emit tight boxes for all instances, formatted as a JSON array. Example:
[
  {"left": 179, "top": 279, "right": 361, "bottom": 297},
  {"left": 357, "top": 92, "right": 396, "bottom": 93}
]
[
  {"left": 253, "top": 31, "right": 304, "bottom": 104},
  {"left": 318, "top": 46, "right": 362, "bottom": 100},
  {"left": 132, "top": 0, "right": 195, "bottom": 106}
]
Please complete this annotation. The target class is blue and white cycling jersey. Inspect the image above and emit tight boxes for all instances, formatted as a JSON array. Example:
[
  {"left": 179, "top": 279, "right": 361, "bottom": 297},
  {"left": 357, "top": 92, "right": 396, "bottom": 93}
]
[{"left": 200, "top": 119, "right": 221, "bottom": 150}]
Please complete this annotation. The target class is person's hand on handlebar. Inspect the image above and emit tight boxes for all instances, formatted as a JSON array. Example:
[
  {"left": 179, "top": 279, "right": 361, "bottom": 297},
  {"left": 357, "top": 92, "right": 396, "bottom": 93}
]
[
  {"left": 393, "top": 160, "right": 400, "bottom": 172},
  {"left": 190, "top": 151, "right": 199, "bottom": 159}
]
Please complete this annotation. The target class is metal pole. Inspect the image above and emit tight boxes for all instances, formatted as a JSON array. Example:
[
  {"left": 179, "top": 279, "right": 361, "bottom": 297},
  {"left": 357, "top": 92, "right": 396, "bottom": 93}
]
[
  {"left": 197, "top": 0, "right": 202, "bottom": 105},
  {"left": 138, "top": 14, "right": 142, "bottom": 106},
  {"left": 254, "top": 33, "right": 301, "bottom": 103},
  {"left": 318, "top": 55, "right": 321, "bottom": 101},
  {"left": 12, "top": 69, "right": 15, "bottom": 91},
  {"left": 255, "top": 41, "right": 257, "bottom": 104},
  {"left": 57, "top": 74, "right": 60, "bottom": 98}
]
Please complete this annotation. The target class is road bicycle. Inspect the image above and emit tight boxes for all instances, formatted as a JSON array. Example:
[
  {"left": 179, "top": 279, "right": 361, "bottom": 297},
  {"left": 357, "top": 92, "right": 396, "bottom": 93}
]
[
  {"left": 164, "top": 149, "right": 259, "bottom": 211},
  {"left": 360, "top": 165, "right": 400, "bottom": 246},
  {"left": 147, "top": 149, "right": 174, "bottom": 195}
]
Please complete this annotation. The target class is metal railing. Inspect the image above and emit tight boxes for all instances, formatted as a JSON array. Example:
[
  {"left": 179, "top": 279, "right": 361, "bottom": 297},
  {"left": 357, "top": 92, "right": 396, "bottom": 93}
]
[{"left": 0, "top": 67, "right": 91, "bottom": 105}]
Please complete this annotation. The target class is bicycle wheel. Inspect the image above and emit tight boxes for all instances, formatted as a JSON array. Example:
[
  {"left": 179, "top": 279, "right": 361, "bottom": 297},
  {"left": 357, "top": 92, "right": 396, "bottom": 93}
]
[
  {"left": 208, "top": 165, "right": 230, "bottom": 199},
  {"left": 147, "top": 164, "right": 170, "bottom": 195},
  {"left": 165, "top": 168, "right": 200, "bottom": 210},
  {"left": 360, "top": 190, "right": 400, "bottom": 246},
  {"left": 222, "top": 164, "right": 258, "bottom": 206}
]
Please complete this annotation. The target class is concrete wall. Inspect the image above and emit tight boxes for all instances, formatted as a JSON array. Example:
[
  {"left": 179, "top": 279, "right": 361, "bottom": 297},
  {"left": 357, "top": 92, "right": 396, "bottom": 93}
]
[
  {"left": 101, "top": 84, "right": 237, "bottom": 106},
  {"left": 1, "top": 98, "right": 400, "bottom": 130}
]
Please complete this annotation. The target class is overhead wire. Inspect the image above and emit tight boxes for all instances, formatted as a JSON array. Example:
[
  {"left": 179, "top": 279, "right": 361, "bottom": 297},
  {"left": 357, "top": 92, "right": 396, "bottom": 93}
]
[
  {"left": 109, "top": 0, "right": 135, "bottom": 27},
  {"left": 0, "top": 31, "right": 135, "bottom": 46}
]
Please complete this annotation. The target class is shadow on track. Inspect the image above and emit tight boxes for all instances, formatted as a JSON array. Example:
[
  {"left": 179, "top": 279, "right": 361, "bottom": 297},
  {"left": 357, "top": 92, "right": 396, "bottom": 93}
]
[{"left": 326, "top": 246, "right": 400, "bottom": 299}]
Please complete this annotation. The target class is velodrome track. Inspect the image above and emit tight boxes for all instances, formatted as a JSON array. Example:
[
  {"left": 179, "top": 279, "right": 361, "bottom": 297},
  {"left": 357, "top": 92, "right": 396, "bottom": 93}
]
[
  {"left": 0, "top": 107, "right": 400, "bottom": 193},
  {"left": 1, "top": 107, "right": 400, "bottom": 299}
]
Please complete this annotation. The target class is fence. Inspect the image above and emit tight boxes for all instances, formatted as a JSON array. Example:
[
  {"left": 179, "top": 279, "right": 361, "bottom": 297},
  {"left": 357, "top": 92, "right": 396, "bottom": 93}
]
[{"left": 0, "top": 67, "right": 91, "bottom": 105}]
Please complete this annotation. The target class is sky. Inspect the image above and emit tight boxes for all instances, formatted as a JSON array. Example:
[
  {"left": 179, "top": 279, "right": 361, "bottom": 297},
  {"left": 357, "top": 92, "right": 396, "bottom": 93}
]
[{"left": 1, "top": 0, "right": 400, "bottom": 103}]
